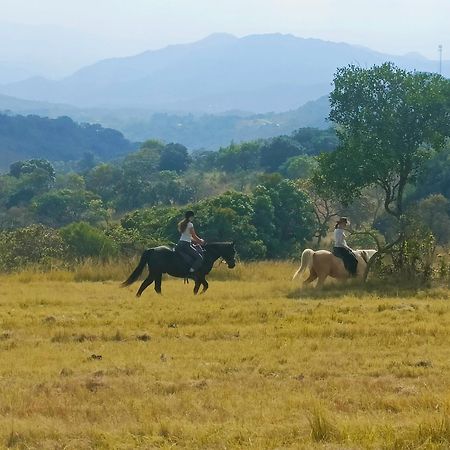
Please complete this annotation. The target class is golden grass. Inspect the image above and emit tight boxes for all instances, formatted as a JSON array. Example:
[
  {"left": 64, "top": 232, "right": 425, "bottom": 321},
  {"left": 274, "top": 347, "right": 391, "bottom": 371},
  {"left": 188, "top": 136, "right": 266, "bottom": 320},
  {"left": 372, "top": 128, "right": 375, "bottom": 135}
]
[{"left": 0, "top": 261, "right": 450, "bottom": 448}]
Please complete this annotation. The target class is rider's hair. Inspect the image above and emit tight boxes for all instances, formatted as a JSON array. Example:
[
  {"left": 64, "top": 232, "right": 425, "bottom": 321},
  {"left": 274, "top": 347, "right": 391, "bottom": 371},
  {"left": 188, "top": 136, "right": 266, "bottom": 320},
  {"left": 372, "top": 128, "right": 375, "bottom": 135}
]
[
  {"left": 178, "top": 218, "right": 190, "bottom": 233},
  {"left": 178, "top": 211, "right": 194, "bottom": 233},
  {"left": 335, "top": 217, "right": 348, "bottom": 229}
]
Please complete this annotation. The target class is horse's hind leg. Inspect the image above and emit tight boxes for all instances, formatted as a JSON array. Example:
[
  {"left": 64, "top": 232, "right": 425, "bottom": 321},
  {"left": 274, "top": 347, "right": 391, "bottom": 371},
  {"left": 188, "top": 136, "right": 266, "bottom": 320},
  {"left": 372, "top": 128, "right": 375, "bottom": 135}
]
[
  {"left": 316, "top": 274, "right": 327, "bottom": 289},
  {"left": 136, "top": 275, "right": 154, "bottom": 297},
  {"left": 154, "top": 273, "right": 163, "bottom": 294},
  {"left": 193, "top": 278, "right": 201, "bottom": 295}
]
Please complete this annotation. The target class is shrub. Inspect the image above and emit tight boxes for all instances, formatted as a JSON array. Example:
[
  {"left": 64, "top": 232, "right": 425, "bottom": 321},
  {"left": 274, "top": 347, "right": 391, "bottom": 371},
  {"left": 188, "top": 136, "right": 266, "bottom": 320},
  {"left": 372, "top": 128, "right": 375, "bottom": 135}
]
[
  {"left": 60, "top": 222, "right": 118, "bottom": 260},
  {"left": 0, "top": 225, "right": 66, "bottom": 271}
]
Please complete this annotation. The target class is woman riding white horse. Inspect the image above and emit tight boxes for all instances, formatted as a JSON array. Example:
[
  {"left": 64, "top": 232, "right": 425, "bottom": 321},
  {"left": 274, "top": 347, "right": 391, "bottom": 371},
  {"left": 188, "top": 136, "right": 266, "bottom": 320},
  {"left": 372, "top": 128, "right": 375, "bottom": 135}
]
[
  {"left": 293, "top": 217, "right": 376, "bottom": 287},
  {"left": 332, "top": 217, "right": 358, "bottom": 277}
]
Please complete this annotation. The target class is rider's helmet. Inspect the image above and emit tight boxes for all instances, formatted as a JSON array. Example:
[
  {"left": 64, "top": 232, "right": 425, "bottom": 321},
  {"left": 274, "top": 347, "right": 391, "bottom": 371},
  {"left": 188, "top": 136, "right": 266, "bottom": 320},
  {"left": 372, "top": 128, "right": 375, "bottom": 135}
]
[
  {"left": 185, "top": 210, "right": 195, "bottom": 219},
  {"left": 335, "top": 217, "right": 350, "bottom": 229}
]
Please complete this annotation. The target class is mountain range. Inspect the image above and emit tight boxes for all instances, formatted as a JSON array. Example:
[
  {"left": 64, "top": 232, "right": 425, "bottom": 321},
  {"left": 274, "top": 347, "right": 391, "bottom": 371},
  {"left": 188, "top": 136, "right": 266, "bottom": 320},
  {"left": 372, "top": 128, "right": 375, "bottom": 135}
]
[{"left": 1, "top": 33, "right": 447, "bottom": 114}]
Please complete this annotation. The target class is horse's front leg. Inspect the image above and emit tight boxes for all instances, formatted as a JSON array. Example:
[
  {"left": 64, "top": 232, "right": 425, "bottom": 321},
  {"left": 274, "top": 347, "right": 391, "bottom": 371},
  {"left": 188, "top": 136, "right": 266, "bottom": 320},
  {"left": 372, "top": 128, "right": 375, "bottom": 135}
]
[
  {"left": 200, "top": 277, "right": 209, "bottom": 294},
  {"left": 316, "top": 274, "right": 327, "bottom": 289}
]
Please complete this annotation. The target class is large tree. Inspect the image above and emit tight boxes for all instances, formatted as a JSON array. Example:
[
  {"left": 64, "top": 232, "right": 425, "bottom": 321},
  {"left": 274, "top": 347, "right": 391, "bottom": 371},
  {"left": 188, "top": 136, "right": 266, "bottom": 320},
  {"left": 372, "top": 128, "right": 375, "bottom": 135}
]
[
  {"left": 260, "top": 136, "right": 304, "bottom": 172},
  {"left": 158, "top": 143, "right": 191, "bottom": 173},
  {"left": 314, "top": 63, "right": 450, "bottom": 266}
]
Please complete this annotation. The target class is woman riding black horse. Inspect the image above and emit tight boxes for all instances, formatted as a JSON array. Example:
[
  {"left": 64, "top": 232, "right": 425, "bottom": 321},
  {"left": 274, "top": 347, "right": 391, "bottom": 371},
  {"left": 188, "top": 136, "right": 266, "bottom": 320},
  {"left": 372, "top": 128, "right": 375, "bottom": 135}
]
[
  {"left": 122, "top": 242, "right": 236, "bottom": 296},
  {"left": 175, "top": 210, "right": 204, "bottom": 274}
]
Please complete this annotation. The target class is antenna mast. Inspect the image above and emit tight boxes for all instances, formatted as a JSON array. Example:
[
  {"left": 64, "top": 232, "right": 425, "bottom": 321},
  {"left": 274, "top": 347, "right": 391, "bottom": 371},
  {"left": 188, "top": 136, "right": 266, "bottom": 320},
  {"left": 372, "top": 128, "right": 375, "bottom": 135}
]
[{"left": 438, "top": 44, "right": 443, "bottom": 75}]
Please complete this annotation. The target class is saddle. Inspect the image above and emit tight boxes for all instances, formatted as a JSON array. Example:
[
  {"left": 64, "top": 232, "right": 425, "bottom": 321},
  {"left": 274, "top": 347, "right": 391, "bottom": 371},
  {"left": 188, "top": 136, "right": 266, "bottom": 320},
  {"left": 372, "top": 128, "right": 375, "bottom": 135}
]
[
  {"left": 174, "top": 244, "right": 204, "bottom": 272},
  {"left": 176, "top": 249, "right": 194, "bottom": 266}
]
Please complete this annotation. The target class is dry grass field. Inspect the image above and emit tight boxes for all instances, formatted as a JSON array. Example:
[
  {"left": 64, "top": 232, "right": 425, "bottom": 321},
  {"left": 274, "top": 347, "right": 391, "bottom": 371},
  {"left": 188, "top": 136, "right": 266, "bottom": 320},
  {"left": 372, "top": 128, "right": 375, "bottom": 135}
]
[{"left": 1, "top": 262, "right": 450, "bottom": 449}]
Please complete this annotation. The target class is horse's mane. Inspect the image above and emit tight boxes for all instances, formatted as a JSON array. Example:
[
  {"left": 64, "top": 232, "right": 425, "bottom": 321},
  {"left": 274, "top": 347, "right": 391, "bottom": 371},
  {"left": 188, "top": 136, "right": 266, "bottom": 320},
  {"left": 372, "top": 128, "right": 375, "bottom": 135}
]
[
  {"left": 150, "top": 243, "right": 234, "bottom": 251},
  {"left": 154, "top": 245, "right": 172, "bottom": 250}
]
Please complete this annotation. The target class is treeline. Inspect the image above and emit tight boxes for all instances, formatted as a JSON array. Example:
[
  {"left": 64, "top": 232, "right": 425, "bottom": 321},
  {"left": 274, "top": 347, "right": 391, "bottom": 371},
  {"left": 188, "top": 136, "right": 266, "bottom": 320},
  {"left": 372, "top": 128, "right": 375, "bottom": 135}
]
[
  {"left": 0, "top": 128, "right": 449, "bottom": 273},
  {"left": 0, "top": 128, "right": 337, "bottom": 269},
  {"left": 0, "top": 127, "right": 336, "bottom": 224},
  {"left": 0, "top": 113, "right": 136, "bottom": 170},
  {"left": 0, "top": 181, "right": 315, "bottom": 271},
  {"left": 196, "top": 128, "right": 337, "bottom": 173}
]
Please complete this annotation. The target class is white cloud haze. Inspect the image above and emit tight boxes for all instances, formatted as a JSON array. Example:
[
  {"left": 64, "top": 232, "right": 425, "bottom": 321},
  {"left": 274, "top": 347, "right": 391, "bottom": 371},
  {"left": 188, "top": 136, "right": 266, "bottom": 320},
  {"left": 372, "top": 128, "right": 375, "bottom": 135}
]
[{"left": 0, "top": 0, "right": 448, "bottom": 77}]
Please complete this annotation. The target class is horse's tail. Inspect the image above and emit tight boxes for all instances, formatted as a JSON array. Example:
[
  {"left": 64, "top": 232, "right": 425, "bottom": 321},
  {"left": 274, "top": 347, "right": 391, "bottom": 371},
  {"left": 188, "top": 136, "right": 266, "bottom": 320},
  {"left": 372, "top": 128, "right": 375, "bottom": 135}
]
[
  {"left": 122, "top": 249, "right": 153, "bottom": 287},
  {"left": 292, "top": 249, "right": 315, "bottom": 280}
]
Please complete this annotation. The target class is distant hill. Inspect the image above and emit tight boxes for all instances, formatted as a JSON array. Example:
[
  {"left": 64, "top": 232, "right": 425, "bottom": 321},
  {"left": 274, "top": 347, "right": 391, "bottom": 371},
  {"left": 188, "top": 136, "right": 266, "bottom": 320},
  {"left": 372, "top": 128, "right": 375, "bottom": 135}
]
[
  {"left": 108, "top": 96, "right": 330, "bottom": 148},
  {"left": 0, "top": 93, "right": 329, "bottom": 149},
  {"left": 0, "top": 113, "right": 136, "bottom": 171},
  {"left": 0, "top": 33, "right": 447, "bottom": 113},
  {"left": 0, "top": 93, "right": 78, "bottom": 116},
  {"left": 0, "top": 62, "right": 37, "bottom": 85}
]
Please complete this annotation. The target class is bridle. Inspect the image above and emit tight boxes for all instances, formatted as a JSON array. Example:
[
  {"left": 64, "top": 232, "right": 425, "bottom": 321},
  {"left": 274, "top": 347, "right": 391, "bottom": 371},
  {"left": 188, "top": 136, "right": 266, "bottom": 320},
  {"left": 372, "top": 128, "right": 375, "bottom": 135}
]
[{"left": 206, "top": 243, "right": 236, "bottom": 268}]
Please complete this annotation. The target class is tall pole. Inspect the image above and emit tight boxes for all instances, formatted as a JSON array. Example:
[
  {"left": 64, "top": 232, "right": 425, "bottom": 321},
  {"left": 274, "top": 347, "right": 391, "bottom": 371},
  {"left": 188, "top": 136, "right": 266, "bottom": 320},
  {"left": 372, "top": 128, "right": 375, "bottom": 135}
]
[{"left": 438, "top": 44, "right": 443, "bottom": 75}]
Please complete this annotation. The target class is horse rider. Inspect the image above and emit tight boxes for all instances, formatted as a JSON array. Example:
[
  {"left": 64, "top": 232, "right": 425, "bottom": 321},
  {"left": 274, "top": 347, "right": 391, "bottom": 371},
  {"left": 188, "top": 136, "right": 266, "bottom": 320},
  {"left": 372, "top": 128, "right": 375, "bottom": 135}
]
[
  {"left": 332, "top": 217, "right": 358, "bottom": 276},
  {"left": 175, "top": 210, "right": 205, "bottom": 273}
]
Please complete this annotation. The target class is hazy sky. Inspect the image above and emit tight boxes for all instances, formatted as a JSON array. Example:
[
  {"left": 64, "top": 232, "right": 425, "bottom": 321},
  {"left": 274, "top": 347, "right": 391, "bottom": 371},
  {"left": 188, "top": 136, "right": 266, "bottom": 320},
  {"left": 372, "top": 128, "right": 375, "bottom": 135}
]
[{"left": 1, "top": 0, "right": 449, "bottom": 60}]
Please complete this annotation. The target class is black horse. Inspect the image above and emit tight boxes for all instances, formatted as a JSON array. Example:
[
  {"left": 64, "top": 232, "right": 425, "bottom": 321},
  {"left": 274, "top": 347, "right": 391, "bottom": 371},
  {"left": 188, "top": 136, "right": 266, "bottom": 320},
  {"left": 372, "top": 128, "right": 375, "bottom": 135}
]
[{"left": 122, "top": 242, "right": 236, "bottom": 296}]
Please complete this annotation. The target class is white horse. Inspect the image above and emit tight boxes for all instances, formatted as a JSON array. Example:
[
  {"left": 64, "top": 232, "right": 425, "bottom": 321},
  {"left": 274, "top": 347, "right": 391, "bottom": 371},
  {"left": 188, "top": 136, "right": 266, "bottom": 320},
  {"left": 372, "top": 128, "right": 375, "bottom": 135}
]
[{"left": 292, "top": 249, "right": 377, "bottom": 288}]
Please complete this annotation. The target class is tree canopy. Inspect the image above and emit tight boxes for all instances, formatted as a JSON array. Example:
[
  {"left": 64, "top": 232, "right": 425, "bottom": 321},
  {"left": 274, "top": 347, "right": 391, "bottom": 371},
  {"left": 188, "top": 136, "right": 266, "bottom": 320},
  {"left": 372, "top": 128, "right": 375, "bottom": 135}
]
[
  {"left": 314, "top": 63, "right": 450, "bottom": 218},
  {"left": 0, "top": 113, "right": 136, "bottom": 170}
]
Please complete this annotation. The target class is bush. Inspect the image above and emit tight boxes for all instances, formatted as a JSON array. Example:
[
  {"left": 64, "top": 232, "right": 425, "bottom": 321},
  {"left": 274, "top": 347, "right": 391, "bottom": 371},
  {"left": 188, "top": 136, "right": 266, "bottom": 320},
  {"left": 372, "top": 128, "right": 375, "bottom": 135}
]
[
  {"left": 34, "top": 189, "right": 108, "bottom": 227},
  {"left": 396, "top": 224, "right": 436, "bottom": 282},
  {"left": 121, "top": 206, "right": 181, "bottom": 245},
  {"left": 60, "top": 222, "right": 118, "bottom": 260},
  {"left": 0, "top": 225, "right": 66, "bottom": 271},
  {"left": 375, "top": 217, "right": 437, "bottom": 283},
  {"left": 105, "top": 224, "right": 162, "bottom": 256}
]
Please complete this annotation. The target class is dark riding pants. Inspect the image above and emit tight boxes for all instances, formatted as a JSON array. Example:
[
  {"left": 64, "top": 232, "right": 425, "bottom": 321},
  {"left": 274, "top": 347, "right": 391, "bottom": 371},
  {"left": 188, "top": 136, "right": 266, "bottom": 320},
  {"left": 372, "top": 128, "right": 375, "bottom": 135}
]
[
  {"left": 175, "top": 241, "right": 203, "bottom": 270},
  {"left": 333, "top": 247, "right": 358, "bottom": 276}
]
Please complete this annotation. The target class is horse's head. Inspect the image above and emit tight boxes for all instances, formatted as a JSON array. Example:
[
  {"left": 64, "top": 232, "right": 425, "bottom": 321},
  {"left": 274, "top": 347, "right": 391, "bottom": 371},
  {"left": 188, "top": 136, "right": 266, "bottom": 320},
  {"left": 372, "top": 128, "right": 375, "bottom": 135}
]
[
  {"left": 356, "top": 249, "right": 377, "bottom": 264},
  {"left": 221, "top": 242, "right": 236, "bottom": 268},
  {"left": 207, "top": 242, "right": 236, "bottom": 268}
]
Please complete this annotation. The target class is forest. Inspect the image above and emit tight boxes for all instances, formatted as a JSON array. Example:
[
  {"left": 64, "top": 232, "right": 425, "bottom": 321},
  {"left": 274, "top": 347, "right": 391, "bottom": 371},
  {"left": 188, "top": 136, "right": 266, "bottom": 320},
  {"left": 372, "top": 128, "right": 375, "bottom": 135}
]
[
  {"left": 0, "top": 113, "right": 136, "bottom": 170},
  {"left": 0, "top": 63, "right": 449, "bottom": 279}
]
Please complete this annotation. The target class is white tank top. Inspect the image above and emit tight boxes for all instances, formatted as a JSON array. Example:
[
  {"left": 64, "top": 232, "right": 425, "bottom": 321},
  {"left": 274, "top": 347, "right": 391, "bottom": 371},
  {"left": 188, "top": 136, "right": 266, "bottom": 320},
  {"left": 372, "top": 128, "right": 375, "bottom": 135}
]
[
  {"left": 180, "top": 221, "right": 193, "bottom": 242},
  {"left": 334, "top": 228, "right": 347, "bottom": 248}
]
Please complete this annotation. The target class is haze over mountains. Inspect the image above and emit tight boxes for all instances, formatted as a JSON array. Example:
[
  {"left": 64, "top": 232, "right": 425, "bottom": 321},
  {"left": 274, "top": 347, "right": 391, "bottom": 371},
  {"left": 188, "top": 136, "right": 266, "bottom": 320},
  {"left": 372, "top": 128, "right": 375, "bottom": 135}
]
[
  {"left": 0, "top": 93, "right": 330, "bottom": 150},
  {"left": 1, "top": 32, "right": 448, "bottom": 153},
  {"left": 0, "top": 22, "right": 142, "bottom": 83},
  {"left": 1, "top": 33, "right": 447, "bottom": 114}
]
